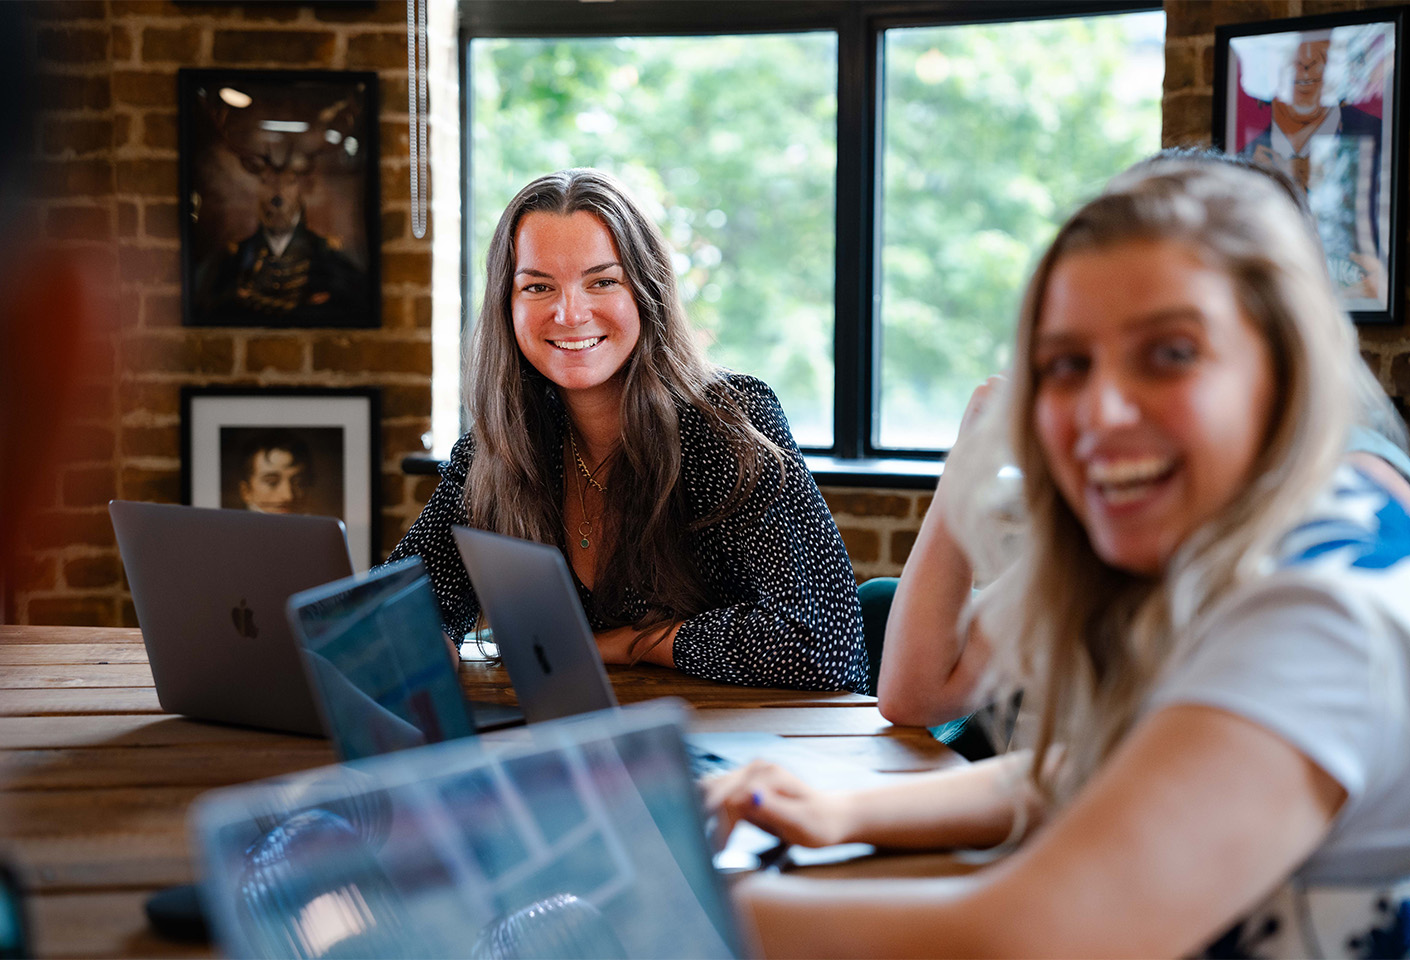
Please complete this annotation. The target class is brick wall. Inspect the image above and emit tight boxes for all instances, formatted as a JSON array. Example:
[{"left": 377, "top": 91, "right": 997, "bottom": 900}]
[{"left": 14, "top": 0, "right": 431, "bottom": 625}]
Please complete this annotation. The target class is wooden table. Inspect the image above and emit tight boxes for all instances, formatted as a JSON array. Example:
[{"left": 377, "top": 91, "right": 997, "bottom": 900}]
[{"left": 0, "top": 625, "right": 962, "bottom": 958}]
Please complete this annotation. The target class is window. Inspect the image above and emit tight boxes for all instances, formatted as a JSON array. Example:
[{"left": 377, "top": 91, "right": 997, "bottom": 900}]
[{"left": 449, "top": 1, "right": 1164, "bottom": 477}]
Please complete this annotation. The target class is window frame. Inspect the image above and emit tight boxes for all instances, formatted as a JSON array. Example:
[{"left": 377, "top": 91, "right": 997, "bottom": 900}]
[{"left": 458, "top": 0, "right": 1162, "bottom": 485}]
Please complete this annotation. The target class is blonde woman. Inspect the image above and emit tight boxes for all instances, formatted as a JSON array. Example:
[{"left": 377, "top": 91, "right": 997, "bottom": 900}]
[{"left": 709, "top": 159, "right": 1410, "bottom": 957}]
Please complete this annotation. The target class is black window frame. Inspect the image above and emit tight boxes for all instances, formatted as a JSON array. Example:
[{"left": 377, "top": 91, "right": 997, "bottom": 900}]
[{"left": 458, "top": 0, "right": 1162, "bottom": 488}]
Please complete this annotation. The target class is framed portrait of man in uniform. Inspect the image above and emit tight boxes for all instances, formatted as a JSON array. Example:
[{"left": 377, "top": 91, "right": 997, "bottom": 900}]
[
  {"left": 1214, "top": 9, "right": 1406, "bottom": 326},
  {"left": 179, "top": 69, "right": 381, "bottom": 328}
]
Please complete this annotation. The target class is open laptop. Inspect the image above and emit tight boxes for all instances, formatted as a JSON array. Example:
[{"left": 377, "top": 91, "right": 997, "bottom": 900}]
[
  {"left": 285, "top": 556, "right": 523, "bottom": 762},
  {"left": 451, "top": 526, "right": 619, "bottom": 723},
  {"left": 110, "top": 500, "right": 352, "bottom": 737},
  {"left": 192, "top": 702, "right": 749, "bottom": 959}
]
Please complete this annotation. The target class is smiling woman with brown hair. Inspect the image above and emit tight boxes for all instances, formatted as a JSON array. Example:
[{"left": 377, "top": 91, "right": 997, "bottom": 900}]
[{"left": 386, "top": 168, "right": 867, "bottom": 691}]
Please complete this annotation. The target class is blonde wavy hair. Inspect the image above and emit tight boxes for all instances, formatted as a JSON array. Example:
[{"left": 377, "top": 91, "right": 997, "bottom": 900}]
[{"left": 968, "top": 159, "right": 1363, "bottom": 803}]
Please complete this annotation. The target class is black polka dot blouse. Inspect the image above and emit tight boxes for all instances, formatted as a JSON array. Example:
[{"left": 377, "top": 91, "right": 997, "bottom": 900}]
[{"left": 385, "top": 373, "right": 869, "bottom": 693}]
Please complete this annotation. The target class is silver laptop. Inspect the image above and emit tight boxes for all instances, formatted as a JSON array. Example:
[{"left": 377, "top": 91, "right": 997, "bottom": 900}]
[
  {"left": 451, "top": 526, "right": 619, "bottom": 723},
  {"left": 192, "top": 701, "right": 748, "bottom": 959},
  {"left": 109, "top": 500, "right": 352, "bottom": 736},
  {"left": 285, "top": 556, "right": 523, "bottom": 761}
]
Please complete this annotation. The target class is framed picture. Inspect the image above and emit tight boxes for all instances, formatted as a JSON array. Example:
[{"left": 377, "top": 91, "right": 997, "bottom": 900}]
[
  {"left": 1214, "top": 9, "right": 1406, "bottom": 325},
  {"left": 179, "top": 68, "right": 381, "bottom": 328},
  {"left": 181, "top": 387, "right": 382, "bottom": 570}
]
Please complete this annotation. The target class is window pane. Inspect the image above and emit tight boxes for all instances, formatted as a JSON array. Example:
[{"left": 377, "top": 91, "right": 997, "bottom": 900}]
[
  {"left": 877, "top": 11, "right": 1165, "bottom": 450},
  {"left": 470, "top": 34, "right": 838, "bottom": 447}
]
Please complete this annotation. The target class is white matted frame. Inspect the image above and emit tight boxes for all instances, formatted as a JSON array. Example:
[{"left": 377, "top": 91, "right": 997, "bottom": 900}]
[{"left": 181, "top": 386, "right": 381, "bottom": 570}]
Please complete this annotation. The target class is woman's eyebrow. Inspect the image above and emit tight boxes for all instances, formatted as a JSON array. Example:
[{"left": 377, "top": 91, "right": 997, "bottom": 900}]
[{"left": 581, "top": 261, "right": 621, "bottom": 275}]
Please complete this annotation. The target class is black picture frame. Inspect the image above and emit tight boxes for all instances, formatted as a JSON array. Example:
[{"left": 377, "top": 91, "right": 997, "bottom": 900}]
[
  {"left": 178, "top": 68, "right": 381, "bottom": 329},
  {"left": 1214, "top": 8, "right": 1406, "bottom": 326},
  {"left": 181, "top": 386, "right": 382, "bottom": 570}
]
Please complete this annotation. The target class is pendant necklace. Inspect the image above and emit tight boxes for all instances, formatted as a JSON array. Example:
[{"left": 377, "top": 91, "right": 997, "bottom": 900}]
[{"left": 569, "top": 431, "right": 609, "bottom": 549}]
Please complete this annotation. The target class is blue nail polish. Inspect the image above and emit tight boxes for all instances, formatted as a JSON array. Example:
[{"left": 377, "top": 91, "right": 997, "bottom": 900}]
[{"left": 751, "top": 790, "right": 762, "bottom": 807}]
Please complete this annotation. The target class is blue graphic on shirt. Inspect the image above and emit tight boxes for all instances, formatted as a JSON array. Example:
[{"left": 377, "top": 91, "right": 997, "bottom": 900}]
[{"left": 1281, "top": 469, "right": 1410, "bottom": 572}]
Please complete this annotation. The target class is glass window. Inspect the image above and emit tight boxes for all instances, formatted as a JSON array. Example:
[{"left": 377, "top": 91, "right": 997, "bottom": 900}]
[
  {"left": 470, "top": 33, "right": 839, "bottom": 447},
  {"left": 876, "top": 11, "right": 1165, "bottom": 450}
]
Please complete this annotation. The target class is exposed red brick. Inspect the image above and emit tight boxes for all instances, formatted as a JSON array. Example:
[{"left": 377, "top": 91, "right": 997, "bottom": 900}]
[
  {"left": 119, "top": 247, "right": 179, "bottom": 285},
  {"left": 64, "top": 554, "right": 125, "bottom": 590},
  {"left": 11, "top": 555, "right": 58, "bottom": 595},
  {"left": 246, "top": 336, "right": 306, "bottom": 373},
  {"left": 119, "top": 382, "right": 181, "bottom": 418},
  {"left": 111, "top": 0, "right": 180, "bottom": 15},
  {"left": 211, "top": 30, "right": 336, "bottom": 65},
  {"left": 916, "top": 494, "right": 933, "bottom": 518},
  {"left": 112, "top": 71, "right": 173, "bottom": 108},
  {"left": 380, "top": 384, "right": 431, "bottom": 419},
  {"left": 380, "top": 421, "right": 433, "bottom": 459},
  {"left": 411, "top": 475, "right": 440, "bottom": 504},
  {"left": 380, "top": 294, "right": 408, "bottom": 327},
  {"left": 59, "top": 424, "right": 116, "bottom": 462},
  {"left": 120, "top": 600, "right": 139, "bottom": 628},
  {"left": 381, "top": 164, "right": 411, "bottom": 205},
  {"left": 25, "top": 510, "right": 115, "bottom": 550},
  {"left": 26, "top": 596, "right": 115, "bottom": 628},
  {"left": 380, "top": 472, "right": 404, "bottom": 509},
  {"left": 141, "top": 25, "right": 203, "bottom": 62},
  {"left": 1161, "top": 92, "right": 1213, "bottom": 150},
  {"left": 314, "top": 3, "right": 408, "bottom": 25},
  {"left": 380, "top": 515, "right": 410, "bottom": 557},
  {"left": 837, "top": 527, "right": 880, "bottom": 564},
  {"left": 42, "top": 118, "right": 114, "bottom": 157},
  {"left": 380, "top": 119, "right": 408, "bottom": 158},
  {"left": 36, "top": 27, "right": 109, "bottom": 64},
  {"left": 63, "top": 466, "right": 118, "bottom": 506},
  {"left": 46, "top": 205, "right": 112, "bottom": 241},
  {"left": 381, "top": 208, "right": 407, "bottom": 241},
  {"left": 890, "top": 530, "right": 918, "bottom": 565},
  {"left": 140, "top": 291, "right": 182, "bottom": 328},
  {"left": 411, "top": 294, "right": 431, "bottom": 329},
  {"left": 117, "top": 201, "right": 139, "bottom": 238},
  {"left": 1163, "top": 41, "right": 1200, "bottom": 94},
  {"left": 239, "top": 4, "right": 304, "bottom": 22},
  {"left": 27, "top": 1, "right": 107, "bottom": 20},
  {"left": 144, "top": 201, "right": 180, "bottom": 240},
  {"left": 39, "top": 159, "right": 114, "bottom": 198},
  {"left": 116, "top": 158, "right": 178, "bottom": 196},
  {"left": 382, "top": 250, "right": 431, "bottom": 286},
  {"left": 38, "top": 75, "right": 112, "bottom": 111},
  {"left": 348, "top": 32, "right": 407, "bottom": 70},
  {"left": 142, "top": 111, "right": 178, "bottom": 151},
  {"left": 312, "top": 337, "right": 431, "bottom": 375},
  {"left": 122, "top": 425, "right": 180, "bottom": 459},
  {"left": 69, "top": 382, "right": 116, "bottom": 421},
  {"left": 114, "top": 112, "right": 132, "bottom": 147},
  {"left": 120, "top": 466, "right": 181, "bottom": 503},
  {"left": 821, "top": 491, "right": 911, "bottom": 518},
  {"left": 112, "top": 24, "right": 134, "bottom": 61},
  {"left": 127, "top": 334, "right": 236, "bottom": 374}
]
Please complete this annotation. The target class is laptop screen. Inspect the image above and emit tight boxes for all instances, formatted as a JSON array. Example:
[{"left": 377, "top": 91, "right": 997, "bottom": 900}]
[
  {"left": 288, "top": 557, "right": 476, "bottom": 760},
  {"left": 194, "top": 703, "right": 744, "bottom": 959}
]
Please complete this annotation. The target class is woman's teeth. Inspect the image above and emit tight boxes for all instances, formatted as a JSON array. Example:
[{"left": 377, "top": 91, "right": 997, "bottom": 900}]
[
  {"left": 552, "top": 337, "right": 603, "bottom": 351},
  {"left": 1087, "top": 456, "right": 1176, "bottom": 504}
]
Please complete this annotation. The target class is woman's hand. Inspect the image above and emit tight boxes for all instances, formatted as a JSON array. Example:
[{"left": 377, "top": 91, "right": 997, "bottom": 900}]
[
  {"left": 703, "top": 760, "right": 856, "bottom": 849},
  {"left": 594, "top": 623, "right": 678, "bottom": 667}
]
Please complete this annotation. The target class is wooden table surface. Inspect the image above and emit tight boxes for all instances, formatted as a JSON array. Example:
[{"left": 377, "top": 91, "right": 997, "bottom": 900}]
[{"left": 0, "top": 625, "right": 963, "bottom": 959}]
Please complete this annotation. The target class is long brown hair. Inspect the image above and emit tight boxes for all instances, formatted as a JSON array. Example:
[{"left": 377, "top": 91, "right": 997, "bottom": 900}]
[{"left": 463, "top": 169, "right": 786, "bottom": 630}]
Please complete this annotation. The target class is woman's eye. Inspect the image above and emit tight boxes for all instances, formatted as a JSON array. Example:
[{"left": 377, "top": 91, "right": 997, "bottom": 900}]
[
  {"left": 1037, "top": 354, "right": 1087, "bottom": 382},
  {"left": 521, "top": 283, "right": 550, "bottom": 294},
  {"left": 1150, "top": 339, "right": 1199, "bottom": 369},
  {"left": 590, "top": 277, "right": 620, "bottom": 289}
]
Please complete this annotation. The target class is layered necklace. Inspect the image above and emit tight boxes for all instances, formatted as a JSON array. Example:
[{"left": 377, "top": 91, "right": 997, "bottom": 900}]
[{"left": 569, "top": 430, "right": 610, "bottom": 550}]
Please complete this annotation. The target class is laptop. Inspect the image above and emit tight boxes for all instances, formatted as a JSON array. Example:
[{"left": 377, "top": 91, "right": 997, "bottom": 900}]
[
  {"left": 192, "top": 701, "right": 749, "bottom": 959},
  {"left": 451, "top": 526, "right": 619, "bottom": 723},
  {"left": 285, "top": 556, "right": 523, "bottom": 762},
  {"left": 110, "top": 500, "right": 353, "bottom": 737}
]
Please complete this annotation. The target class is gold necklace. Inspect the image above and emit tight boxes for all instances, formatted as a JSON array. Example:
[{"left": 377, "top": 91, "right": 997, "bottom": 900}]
[{"left": 568, "top": 431, "right": 609, "bottom": 549}]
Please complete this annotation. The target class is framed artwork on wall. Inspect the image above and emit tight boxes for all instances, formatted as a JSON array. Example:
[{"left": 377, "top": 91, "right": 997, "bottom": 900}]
[
  {"left": 1214, "top": 8, "right": 1406, "bottom": 325},
  {"left": 178, "top": 68, "right": 381, "bottom": 328},
  {"left": 181, "top": 387, "right": 382, "bottom": 570}
]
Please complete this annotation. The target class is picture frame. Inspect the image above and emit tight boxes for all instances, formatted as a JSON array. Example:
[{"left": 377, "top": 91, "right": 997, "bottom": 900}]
[
  {"left": 178, "top": 68, "right": 381, "bottom": 328},
  {"left": 1214, "top": 8, "right": 1406, "bottom": 325},
  {"left": 181, "top": 387, "right": 382, "bottom": 570}
]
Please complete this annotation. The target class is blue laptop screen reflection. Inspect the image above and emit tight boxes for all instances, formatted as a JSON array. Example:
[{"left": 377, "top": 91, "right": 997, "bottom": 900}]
[
  {"left": 195, "top": 706, "right": 742, "bottom": 959},
  {"left": 293, "top": 558, "right": 475, "bottom": 759}
]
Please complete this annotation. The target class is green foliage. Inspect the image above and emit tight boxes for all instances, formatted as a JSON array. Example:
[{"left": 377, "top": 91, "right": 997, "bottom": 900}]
[{"left": 469, "top": 12, "right": 1163, "bottom": 450}]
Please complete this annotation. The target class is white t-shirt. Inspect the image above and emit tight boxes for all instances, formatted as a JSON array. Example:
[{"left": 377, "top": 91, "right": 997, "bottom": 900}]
[{"left": 1145, "top": 465, "right": 1410, "bottom": 885}]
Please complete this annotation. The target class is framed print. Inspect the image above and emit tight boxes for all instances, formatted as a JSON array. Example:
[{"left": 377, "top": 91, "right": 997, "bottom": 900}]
[
  {"left": 1215, "top": 9, "right": 1406, "bottom": 325},
  {"left": 181, "top": 387, "right": 381, "bottom": 570},
  {"left": 179, "top": 68, "right": 381, "bottom": 328}
]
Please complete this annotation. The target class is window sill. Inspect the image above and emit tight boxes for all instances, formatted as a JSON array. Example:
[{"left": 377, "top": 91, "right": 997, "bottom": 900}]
[{"left": 401, "top": 453, "right": 942, "bottom": 490}]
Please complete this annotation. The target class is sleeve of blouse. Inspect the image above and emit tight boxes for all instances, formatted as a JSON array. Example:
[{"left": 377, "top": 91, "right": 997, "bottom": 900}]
[
  {"left": 671, "top": 376, "right": 869, "bottom": 692},
  {"left": 383, "top": 434, "right": 482, "bottom": 640}
]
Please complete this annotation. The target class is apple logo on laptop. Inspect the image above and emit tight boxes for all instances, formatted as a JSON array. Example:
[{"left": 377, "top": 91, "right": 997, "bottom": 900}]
[
  {"left": 231, "top": 600, "right": 259, "bottom": 640},
  {"left": 533, "top": 638, "right": 552, "bottom": 675}
]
